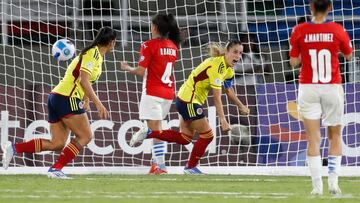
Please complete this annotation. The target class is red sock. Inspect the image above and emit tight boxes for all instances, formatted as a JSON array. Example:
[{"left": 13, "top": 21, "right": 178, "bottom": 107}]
[
  {"left": 15, "top": 138, "right": 44, "bottom": 153},
  {"left": 52, "top": 142, "right": 81, "bottom": 170},
  {"left": 187, "top": 130, "right": 213, "bottom": 168},
  {"left": 148, "top": 130, "right": 192, "bottom": 145}
]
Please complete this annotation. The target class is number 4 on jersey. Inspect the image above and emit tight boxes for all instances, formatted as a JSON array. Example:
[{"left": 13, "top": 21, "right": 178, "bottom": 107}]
[{"left": 161, "top": 62, "right": 173, "bottom": 87}]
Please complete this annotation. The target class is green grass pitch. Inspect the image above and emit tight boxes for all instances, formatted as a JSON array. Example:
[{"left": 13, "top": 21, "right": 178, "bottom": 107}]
[{"left": 0, "top": 175, "right": 359, "bottom": 203}]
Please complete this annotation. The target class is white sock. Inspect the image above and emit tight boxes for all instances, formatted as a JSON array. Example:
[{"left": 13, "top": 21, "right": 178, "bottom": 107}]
[
  {"left": 307, "top": 156, "right": 323, "bottom": 188},
  {"left": 328, "top": 155, "right": 341, "bottom": 184},
  {"left": 153, "top": 141, "right": 166, "bottom": 170}
]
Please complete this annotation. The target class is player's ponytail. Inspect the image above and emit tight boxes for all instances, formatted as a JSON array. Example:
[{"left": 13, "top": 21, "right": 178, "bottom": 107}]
[
  {"left": 208, "top": 43, "right": 224, "bottom": 57},
  {"left": 208, "top": 40, "right": 242, "bottom": 57},
  {"left": 166, "top": 13, "right": 182, "bottom": 48},
  {"left": 152, "top": 13, "right": 182, "bottom": 48},
  {"left": 79, "top": 26, "right": 117, "bottom": 59},
  {"left": 311, "top": 0, "right": 332, "bottom": 14}
]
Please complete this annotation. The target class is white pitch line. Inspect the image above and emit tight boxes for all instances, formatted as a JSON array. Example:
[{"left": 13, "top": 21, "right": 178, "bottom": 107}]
[
  {"left": 84, "top": 177, "right": 279, "bottom": 182},
  {"left": 0, "top": 194, "right": 288, "bottom": 200},
  {"left": 1, "top": 189, "right": 360, "bottom": 200},
  {"left": 1, "top": 194, "right": 360, "bottom": 200},
  {"left": 0, "top": 189, "right": 293, "bottom": 196},
  {"left": 0, "top": 195, "right": 200, "bottom": 199}
]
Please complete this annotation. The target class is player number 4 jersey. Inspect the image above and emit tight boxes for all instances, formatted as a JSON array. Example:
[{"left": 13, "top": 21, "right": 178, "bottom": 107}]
[
  {"left": 138, "top": 39, "right": 178, "bottom": 100},
  {"left": 289, "top": 21, "right": 352, "bottom": 84}
]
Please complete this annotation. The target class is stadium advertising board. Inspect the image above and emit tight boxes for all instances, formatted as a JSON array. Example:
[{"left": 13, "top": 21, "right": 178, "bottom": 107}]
[{"left": 256, "top": 83, "right": 360, "bottom": 166}]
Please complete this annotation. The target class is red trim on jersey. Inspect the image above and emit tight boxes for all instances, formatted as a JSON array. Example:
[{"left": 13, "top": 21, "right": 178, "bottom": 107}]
[
  {"left": 72, "top": 59, "right": 82, "bottom": 79},
  {"left": 189, "top": 66, "right": 211, "bottom": 102},
  {"left": 69, "top": 59, "right": 82, "bottom": 96}
]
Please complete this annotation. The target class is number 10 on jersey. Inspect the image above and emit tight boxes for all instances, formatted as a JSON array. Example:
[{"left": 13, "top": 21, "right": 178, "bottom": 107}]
[{"left": 309, "top": 49, "right": 332, "bottom": 83}]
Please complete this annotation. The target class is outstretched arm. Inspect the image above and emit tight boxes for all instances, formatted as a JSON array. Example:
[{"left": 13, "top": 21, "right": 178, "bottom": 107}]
[
  {"left": 224, "top": 87, "right": 250, "bottom": 115},
  {"left": 212, "top": 88, "right": 231, "bottom": 132},
  {"left": 120, "top": 61, "right": 146, "bottom": 76}
]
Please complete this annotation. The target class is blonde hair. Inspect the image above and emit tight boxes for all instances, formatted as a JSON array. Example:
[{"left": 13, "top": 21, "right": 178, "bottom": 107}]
[
  {"left": 208, "top": 43, "right": 225, "bottom": 57},
  {"left": 207, "top": 40, "right": 243, "bottom": 57}
]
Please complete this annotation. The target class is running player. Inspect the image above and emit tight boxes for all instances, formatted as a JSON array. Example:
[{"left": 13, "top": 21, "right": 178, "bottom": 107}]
[
  {"left": 289, "top": 0, "right": 352, "bottom": 195},
  {"left": 130, "top": 40, "right": 250, "bottom": 174},
  {"left": 2, "top": 27, "right": 117, "bottom": 179},
  {"left": 120, "top": 13, "right": 182, "bottom": 174}
]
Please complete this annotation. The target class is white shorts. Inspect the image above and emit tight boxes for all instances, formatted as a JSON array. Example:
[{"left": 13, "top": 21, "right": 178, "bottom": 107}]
[
  {"left": 298, "top": 84, "right": 344, "bottom": 126},
  {"left": 139, "top": 94, "right": 173, "bottom": 120}
]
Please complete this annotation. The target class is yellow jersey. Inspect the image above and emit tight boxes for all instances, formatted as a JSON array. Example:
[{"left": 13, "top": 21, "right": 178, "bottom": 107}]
[
  {"left": 177, "top": 55, "right": 234, "bottom": 105},
  {"left": 52, "top": 46, "right": 103, "bottom": 100}
]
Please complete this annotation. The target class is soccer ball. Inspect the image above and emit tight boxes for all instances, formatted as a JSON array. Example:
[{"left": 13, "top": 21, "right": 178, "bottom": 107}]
[
  {"left": 230, "top": 124, "right": 251, "bottom": 145},
  {"left": 52, "top": 39, "right": 75, "bottom": 61}
]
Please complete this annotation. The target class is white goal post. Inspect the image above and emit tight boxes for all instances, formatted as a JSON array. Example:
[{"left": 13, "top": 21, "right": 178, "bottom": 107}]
[{"left": 0, "top": 0, "right": 360, "bottom": 175}]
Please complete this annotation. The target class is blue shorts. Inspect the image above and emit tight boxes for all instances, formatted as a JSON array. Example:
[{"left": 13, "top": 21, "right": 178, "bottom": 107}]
[
  {"left": 175, "top": 97, "right": 205, "bottom": 121},
  {"left": 48, "top": 93, "right": 86, "bottom": 123}
]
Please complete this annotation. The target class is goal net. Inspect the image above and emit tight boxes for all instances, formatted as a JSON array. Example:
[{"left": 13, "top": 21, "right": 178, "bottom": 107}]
[{"left": 0, "top": 0, "right": 359, "bottom": 175}]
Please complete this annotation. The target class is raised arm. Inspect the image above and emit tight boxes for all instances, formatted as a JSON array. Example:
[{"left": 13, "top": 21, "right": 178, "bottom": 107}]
[{"left": 120, "top": 61, "right": 146, "bottom": 76}]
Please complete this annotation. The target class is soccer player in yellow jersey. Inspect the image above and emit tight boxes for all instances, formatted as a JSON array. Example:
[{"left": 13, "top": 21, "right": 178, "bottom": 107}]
[
  {"left": 130, "top": 40, "right": 250, "bottom": 174},
  {"left": 2, "top": 27, "right": 116, "bottom": 179}
]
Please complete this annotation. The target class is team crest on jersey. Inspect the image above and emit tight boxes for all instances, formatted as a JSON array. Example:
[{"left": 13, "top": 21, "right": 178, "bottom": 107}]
[
  {"left": 139, "top": 55, "right": 145, "bottom": 62},
  {"left": 78, "top": 101, "right": 84, "bottom": 109},
  {"left": 196, "top": 107, "right": 203, "bottom": 115}
]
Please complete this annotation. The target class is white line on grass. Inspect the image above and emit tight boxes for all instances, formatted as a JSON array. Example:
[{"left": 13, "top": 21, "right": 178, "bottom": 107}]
[
  {"left": 84, "top": 177, "right": 279, "bottom": 182},
  {"left": 0, "top": 189, "right": 293, "bottom": 196},
  {"left": 1, "top": 189, "right": 360, "bottom": 200},
  {"left": 1, "top": 193, "right": 360, "bottom": 200}
]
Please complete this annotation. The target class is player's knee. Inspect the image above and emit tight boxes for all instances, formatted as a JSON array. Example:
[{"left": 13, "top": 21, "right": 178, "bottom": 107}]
[
  {"left": 328, "top": 130, "right": 341, "bottom": 141},
  {"left": 199, "top": 129, "right": 214, "bottom": 141},
  {"left": 79, "top": 136, "right": 92, "bottom": 146},
  {"left": 77, "top": 133, "right": 93, "bottom": 146},
  {"left": 328, "top": 134, "right": 341, "bottom": 142},
  {"left": 181, "top": 133, "right": 192, "bottom": 145},
  {"left": 50, "top": 141, "right": 66, "bottom": 151}
]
